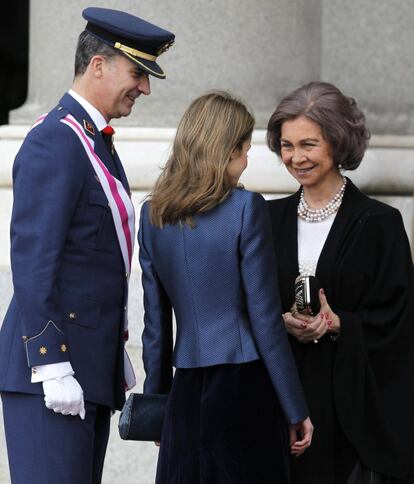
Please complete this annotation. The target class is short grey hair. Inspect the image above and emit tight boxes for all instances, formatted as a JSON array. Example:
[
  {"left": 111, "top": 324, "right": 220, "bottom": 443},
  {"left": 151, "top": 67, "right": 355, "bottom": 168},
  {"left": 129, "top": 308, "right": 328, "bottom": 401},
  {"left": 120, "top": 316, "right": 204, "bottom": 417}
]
[
  {"left": 74, "top": 30, "right": 119, "bottom": 77},
  {"left": 267, "top": 82, "right": 370, "bottom": 170}
]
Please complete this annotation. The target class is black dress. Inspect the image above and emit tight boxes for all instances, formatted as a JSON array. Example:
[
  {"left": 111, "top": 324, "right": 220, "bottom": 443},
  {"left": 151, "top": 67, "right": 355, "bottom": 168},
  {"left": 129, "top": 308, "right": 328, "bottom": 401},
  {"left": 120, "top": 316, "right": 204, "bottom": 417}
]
[
  {"left": 156, "top": 360, "right": 290, "bottom": 484},
  {"left": 267, "top": 179, "right": 414, "bottom": 484}
]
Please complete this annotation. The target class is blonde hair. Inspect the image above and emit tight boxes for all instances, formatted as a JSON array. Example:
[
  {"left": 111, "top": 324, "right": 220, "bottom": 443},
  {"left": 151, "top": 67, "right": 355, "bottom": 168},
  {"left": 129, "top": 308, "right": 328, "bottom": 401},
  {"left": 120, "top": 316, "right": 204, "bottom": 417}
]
[{"left": 149, "top": 91, "right": 255, "bottom": 227}]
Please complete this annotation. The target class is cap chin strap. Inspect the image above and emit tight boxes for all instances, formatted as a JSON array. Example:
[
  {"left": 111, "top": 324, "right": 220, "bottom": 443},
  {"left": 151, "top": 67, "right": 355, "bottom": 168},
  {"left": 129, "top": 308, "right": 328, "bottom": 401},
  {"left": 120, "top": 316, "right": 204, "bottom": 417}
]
[
  {"left": 114, "top": 41, "right": 157, "bottom": 62},
  {"left": 121, "top": 51, "right": 166, "bottom": 78}
]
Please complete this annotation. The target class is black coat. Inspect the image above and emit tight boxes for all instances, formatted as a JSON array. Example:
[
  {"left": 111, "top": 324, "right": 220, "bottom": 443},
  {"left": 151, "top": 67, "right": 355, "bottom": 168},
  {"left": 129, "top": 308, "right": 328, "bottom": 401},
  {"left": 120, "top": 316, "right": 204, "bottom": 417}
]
[{"left": 267, "top": 179, "right": 414, "bottom": 481}]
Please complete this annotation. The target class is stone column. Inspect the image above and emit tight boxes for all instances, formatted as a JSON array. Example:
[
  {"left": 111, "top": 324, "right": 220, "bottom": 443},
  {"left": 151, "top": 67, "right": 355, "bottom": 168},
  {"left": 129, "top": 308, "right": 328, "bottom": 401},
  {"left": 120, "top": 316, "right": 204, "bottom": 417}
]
[
  {"left": 321, "top": 0, "right": 414, "bottom": 135},
  {"left": 11, "top": 0, "right": 322, "bottom": 127}
]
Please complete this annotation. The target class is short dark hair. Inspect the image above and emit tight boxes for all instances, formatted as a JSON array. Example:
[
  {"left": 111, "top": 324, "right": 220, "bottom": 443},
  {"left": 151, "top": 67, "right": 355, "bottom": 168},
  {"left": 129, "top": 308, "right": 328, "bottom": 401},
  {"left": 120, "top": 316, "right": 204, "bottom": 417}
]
[
  {"left": 266, "top": 82, "right": 370, "bottom": 170},
  {"left": 74, "top": 31, "right": 119, "bottom": 77}
]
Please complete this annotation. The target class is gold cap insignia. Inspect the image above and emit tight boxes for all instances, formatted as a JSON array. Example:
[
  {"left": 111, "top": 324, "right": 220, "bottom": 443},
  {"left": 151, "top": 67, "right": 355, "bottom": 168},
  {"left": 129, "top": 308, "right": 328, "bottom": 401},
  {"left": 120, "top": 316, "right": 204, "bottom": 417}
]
[{"left": 157, "top": 40, "right": 174, "bottom": 56}]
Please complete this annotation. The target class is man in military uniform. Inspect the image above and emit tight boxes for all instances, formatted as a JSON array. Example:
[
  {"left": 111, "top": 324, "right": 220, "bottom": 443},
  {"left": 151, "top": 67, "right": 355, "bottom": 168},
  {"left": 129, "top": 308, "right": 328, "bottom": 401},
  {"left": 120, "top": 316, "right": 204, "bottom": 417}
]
[{"left": 0, "top": 7, "right": 174, "bottom": 483}]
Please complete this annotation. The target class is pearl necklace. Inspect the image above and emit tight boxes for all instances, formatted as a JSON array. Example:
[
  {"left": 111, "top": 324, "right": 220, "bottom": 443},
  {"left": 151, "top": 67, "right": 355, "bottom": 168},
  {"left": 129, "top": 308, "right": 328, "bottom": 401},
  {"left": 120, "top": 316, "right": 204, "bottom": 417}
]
[{"left": 298, "top": 177, "right": 347, "bottom": 223}]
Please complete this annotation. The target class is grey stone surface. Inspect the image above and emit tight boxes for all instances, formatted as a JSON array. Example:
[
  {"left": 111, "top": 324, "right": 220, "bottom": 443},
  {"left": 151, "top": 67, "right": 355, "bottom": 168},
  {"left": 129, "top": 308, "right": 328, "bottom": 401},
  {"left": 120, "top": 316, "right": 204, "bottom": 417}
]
[
  {"left": 0, "top": 426, "right": 7, "bottom": 484},
  {"left": 321, "top": 0, "right": 414, "bottom": 134},
  {"left": 0, "top": 269, "right": 13, "bottom": 484},
  {"left": 11, "top": 0, "right": 322, "bottom": 128},
  {"left": 9, "top": 1, "right": 414, "bottom": 133}
]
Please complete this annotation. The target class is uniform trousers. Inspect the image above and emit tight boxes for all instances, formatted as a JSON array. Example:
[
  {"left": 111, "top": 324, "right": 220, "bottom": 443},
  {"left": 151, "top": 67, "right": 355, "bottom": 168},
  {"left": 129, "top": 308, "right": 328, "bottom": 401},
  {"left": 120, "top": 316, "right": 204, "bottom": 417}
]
[{"left": 1, "top": 392, "right": 111, "bottom": 484}]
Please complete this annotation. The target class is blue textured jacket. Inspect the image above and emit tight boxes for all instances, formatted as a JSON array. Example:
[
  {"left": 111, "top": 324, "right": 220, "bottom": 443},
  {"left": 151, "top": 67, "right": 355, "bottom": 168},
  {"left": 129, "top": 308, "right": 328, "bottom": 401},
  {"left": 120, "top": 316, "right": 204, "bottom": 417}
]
[
  {"left": 0, "top": 93, "right": 129, "bottom": 410},
  {"left": 138, "top": 188, "right": 308, "bottom": 424}
]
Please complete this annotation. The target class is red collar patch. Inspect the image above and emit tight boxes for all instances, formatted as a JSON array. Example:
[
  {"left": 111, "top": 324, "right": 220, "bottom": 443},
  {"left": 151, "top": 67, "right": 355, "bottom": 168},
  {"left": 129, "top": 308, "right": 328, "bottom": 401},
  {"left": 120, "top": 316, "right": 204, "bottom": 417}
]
[{"left": 83, "top": 120, "right": 95, "bottom": 136}]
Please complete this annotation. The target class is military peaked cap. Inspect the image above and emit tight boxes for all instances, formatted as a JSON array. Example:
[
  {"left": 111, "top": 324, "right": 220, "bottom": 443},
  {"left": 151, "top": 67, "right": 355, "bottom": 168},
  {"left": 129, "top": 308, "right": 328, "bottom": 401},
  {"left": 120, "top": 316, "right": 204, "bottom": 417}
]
[{"left": 82, "top": 7, "right": 175, "bottom": 79}]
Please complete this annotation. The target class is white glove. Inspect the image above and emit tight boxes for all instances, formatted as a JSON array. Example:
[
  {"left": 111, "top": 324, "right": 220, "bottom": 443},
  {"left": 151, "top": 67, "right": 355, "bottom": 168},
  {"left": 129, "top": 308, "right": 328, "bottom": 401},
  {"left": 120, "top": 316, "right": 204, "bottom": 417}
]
[{"left": 42, "top": 375, "right": 85, "bottom": 420}]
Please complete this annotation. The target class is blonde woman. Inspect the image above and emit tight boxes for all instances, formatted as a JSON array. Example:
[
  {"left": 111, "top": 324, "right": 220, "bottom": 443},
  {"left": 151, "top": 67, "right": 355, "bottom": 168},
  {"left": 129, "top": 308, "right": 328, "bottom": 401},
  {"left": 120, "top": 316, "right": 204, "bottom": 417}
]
[{"left": 138, "top": 91, "right": 313, "bottom": 483}]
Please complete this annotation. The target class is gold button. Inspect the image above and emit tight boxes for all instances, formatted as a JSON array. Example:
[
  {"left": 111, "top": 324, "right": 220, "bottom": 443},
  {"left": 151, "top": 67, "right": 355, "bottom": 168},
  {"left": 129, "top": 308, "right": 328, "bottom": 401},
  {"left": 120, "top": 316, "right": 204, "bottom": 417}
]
[
  {"left": 69, "top": 312, "right": 76, "bottom": 320},
  {"left": 32, "top": 367, "right": 37, "bottom": 374},
  {"left": 39, "top": 346, "right": 47, "bottom": 355},
  {"left": 61, "top": 344, "right": 67, "bottom": 353}
]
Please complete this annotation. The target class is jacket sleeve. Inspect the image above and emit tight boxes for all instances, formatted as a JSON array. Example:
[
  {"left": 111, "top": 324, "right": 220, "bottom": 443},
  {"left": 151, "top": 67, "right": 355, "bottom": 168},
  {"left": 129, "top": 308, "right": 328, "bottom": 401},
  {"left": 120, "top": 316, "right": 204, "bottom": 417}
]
[
  {"left": 138, "top": 203, "right": 173, "bottom": 394},
  {"left": 240, "top": 191, "right": 309, "bottom": 424},
  {"left": 10, "top": 121, "right": 85, "bottom": 368}
]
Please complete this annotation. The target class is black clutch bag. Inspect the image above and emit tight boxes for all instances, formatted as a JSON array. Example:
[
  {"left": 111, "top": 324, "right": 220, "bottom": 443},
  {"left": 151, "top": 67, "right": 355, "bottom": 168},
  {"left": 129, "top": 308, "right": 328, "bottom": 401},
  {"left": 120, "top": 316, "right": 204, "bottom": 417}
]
[
  {"left": 294, "top": 275, "right": 321, "bottom": 316},
  {"left": 118, "top": 393, "right": 168, "bottom": 441}
]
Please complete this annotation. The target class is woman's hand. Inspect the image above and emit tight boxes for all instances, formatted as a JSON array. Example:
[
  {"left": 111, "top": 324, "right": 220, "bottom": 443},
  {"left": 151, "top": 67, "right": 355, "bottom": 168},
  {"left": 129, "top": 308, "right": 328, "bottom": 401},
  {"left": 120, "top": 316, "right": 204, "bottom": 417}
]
[
  {"left": 289, "top": 417, "right": 314, "bottom": 456},
  {"left": 283, "top": 310, "right": 327, "bottom": 343},
  {"left": 318, "top": 289, "right": 341, "bottom": 335},
  {"left": 283, "top": 289, "right": 340, "bottom": 343}
]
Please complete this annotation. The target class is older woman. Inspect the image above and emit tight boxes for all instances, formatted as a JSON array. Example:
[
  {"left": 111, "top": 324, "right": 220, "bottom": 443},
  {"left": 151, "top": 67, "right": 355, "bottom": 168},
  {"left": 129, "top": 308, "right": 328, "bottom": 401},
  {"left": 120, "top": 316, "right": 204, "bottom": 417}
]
[{"left": 266, "top": 82, "right": 414, "bottom": 484}]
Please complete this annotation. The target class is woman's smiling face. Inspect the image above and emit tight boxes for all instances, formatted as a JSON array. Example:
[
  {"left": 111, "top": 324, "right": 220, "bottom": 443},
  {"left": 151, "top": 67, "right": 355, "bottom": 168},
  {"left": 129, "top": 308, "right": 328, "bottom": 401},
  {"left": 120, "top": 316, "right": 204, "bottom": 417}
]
[{"left": 280, "top": 115, "right": 338, "bottom": 188}]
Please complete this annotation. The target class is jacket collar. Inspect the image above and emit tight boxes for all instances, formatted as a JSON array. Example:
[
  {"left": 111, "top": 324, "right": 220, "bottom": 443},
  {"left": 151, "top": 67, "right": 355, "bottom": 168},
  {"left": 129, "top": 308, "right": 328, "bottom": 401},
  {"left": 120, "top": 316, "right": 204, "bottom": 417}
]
[
  {"left": 59, "top": 92, "right": 127, "bottom": 186},
  {"left": 67, "top": 89, "right": 107, "bottom": 132}
]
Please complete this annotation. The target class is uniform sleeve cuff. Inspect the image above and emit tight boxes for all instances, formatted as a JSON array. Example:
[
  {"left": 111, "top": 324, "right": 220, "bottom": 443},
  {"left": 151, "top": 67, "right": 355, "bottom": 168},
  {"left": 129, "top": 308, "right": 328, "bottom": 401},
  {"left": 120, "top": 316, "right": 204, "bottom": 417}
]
[
  {"left": 24, "top": 320, "right": 69, "bottom": 367},
  {"left": 31, "top": 361, "right": 74, "bottom": 383}
]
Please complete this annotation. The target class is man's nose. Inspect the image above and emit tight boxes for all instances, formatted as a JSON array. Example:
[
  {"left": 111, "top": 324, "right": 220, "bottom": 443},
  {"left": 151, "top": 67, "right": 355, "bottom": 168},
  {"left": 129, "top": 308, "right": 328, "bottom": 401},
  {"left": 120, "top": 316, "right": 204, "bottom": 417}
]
[{"left": 139, "top": 74, "right": 151, "bottom": 95}]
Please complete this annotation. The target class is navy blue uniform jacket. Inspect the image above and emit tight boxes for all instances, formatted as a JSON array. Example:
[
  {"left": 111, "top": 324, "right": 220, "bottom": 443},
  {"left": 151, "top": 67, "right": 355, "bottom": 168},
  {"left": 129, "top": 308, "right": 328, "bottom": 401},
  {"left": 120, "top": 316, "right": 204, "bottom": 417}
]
[
  {"left": 139, "top": 188, "right": 308, "bottom": 424},
  {"left": 0, "top": 93, "right": 130, "bottom": 410}
]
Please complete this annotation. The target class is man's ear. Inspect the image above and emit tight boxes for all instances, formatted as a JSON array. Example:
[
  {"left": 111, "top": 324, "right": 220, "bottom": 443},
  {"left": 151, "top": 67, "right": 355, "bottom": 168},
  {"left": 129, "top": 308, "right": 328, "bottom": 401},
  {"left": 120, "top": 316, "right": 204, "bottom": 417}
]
[{"left": 89, "top": 55, "right": 106, "bottom": 78}]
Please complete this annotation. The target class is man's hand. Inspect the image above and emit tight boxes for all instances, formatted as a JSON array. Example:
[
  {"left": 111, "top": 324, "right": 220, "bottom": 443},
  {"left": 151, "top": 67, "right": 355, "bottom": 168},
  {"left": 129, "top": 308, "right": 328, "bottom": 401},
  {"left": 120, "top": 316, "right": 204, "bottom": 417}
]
[{"left": 42, "top": 375, "right": 85, "bottom": 419}]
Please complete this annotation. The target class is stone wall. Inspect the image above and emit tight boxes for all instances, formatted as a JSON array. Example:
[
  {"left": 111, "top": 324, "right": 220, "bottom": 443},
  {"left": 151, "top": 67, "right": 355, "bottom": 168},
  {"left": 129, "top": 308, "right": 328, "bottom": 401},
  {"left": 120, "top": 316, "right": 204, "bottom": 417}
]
[
  {"left": 321, "top": 0, "right": 414, "bottom": 135},
  {"left": 1, "top": 0, "right": 414, "bottom": 482},
  {"left": 11, "top": 0, "right": 322, "bottom": 129},
  {"left": 10, "top": 1, "right": 414, "bottom": 133}
]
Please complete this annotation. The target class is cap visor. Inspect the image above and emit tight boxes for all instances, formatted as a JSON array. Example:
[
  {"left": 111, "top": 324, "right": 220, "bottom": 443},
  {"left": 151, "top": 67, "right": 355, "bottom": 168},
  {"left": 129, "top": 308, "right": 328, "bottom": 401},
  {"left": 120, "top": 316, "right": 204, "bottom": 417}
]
[{"left": 121, "top": 52, "right": 166, "bottom": 79}]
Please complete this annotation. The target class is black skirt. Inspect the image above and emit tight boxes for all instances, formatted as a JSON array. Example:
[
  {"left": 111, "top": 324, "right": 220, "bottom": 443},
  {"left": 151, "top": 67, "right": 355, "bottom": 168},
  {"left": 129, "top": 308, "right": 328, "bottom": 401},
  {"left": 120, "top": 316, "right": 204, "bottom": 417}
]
[{"left": 156, "top": 359, "right": 290, "bottom": 484}]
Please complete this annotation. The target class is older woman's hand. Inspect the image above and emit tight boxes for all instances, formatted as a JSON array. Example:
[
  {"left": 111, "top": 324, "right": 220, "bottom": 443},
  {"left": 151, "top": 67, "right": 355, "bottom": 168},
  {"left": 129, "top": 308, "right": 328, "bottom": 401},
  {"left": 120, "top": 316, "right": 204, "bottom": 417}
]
[
  {"left": 283, "top": 288, "right": 340, "bottom": 343},
  {"left": 318, "top": 288, "right": 341, "bottom": 335},
  {"left": 283, "top": 311, "right": 327, "bottom": 343}
]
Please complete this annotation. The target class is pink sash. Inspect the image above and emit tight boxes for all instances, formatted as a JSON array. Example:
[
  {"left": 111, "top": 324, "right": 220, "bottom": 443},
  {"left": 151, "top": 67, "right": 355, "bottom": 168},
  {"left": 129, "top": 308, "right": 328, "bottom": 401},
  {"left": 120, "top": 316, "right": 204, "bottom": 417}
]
[{"left": 31, "top": 113, "right": 136, "bottom": 390}]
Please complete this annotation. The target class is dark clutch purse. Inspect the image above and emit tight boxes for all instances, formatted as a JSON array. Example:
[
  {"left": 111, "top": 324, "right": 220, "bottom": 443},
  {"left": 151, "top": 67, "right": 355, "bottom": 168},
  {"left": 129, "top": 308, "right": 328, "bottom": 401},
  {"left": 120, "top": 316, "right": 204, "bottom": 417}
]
[
  {"left": 294, "top": 275, "right": 321, "bottom": 316},
  {"left": 118, "top": 393, "right": 168, "bottom": 441}
]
